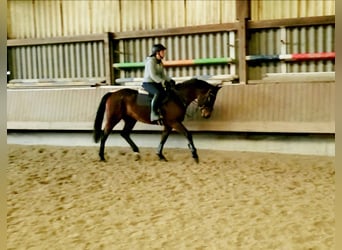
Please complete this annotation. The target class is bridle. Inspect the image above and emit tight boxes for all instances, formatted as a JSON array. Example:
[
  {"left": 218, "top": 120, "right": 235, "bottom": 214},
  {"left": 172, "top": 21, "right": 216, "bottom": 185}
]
[{"left": 198, "top": 89, "right": 217, "bottom": 111}]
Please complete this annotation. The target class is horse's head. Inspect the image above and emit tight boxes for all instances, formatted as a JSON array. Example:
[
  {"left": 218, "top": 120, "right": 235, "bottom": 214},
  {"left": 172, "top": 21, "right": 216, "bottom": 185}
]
[
  {"left": 197, "top": 83, "right": 221, "bottom": 119},
  {"left": 174, "top": 78, "right": 222, "bottom": 118}
]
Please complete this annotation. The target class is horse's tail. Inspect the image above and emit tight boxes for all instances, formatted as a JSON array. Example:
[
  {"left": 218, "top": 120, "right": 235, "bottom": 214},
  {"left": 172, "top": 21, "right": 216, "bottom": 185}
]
[{"left": 93, "top": 92, "right": 112, "bottom": 143}]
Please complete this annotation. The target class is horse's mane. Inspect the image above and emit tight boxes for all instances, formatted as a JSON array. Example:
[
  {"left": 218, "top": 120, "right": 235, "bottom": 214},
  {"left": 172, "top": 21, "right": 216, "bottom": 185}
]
[{"left": 174, "top": 78, "right": 211, "bottom": 91}]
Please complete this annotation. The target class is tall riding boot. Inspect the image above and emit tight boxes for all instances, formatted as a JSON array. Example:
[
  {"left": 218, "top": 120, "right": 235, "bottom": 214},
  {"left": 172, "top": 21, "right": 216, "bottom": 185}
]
[{"left": 150, "top": 94, "right": 161, "bottom": 122}]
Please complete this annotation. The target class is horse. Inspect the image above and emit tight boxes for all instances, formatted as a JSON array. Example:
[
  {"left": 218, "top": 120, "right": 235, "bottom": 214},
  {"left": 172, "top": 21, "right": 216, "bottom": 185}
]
[{"left": 93, "top": 78, "right": 221, "bottom": 163}]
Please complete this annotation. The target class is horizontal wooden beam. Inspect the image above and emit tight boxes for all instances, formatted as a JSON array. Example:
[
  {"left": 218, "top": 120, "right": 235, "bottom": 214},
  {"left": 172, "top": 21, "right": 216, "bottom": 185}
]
[
  {"left": 7, "top": 33, "right": 109, "bottom": 47},
  {"left": 114, "top": 23, "right": 238, "bottom": 39},
  {"left": 248, "top": 15, "right": 335, "bottom": 29}
]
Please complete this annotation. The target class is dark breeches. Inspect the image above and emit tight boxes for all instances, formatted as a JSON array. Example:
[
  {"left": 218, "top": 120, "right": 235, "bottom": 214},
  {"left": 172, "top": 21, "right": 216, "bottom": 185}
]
[
  {"left": 142, "top": 82, "right": 165, "bottom": 96},
  {"left": 142, "top": 82, "right": 165, "bottom": 112}
]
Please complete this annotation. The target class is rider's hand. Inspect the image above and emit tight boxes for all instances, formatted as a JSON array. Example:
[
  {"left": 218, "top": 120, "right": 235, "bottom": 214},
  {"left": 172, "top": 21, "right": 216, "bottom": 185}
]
[
  {"left": 161, "top": 80, "right": 166, "bottom": 88},
  {"left": 165, "top": 79, "right": 176, "bottom": 90}
]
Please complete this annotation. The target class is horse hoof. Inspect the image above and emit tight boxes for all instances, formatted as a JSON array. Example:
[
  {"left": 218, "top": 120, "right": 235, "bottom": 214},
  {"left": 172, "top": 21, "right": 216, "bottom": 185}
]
[
  {"left": 133, "top": 152, "right": 140, "bottom": 161},
  {"left": 194, "top": 157, "right": 199, "bottom": 163},
  {"left": 157, "top": 153, "right": 168, "bottom": 162}
]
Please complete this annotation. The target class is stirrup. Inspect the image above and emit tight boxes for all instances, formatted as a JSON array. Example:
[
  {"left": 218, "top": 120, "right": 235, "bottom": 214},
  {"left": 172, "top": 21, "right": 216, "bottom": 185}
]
[
  {"left": 152, "top": 116, "right": 164, "bottom": 125},
  {"left": 151, "top": 116, "right": 164, "bottom": 125},
  {"left": 156, "top": 118, "right": 164, "bottom": 125},
  {"left": 150, "top": 112, "right": 162, "bottom": 124}
]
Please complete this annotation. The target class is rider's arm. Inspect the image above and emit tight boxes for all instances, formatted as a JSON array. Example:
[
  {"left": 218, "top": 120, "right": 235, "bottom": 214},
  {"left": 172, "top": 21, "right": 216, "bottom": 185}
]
[{"left": 145, "top": 58, "right": 171, "bottom": 85}]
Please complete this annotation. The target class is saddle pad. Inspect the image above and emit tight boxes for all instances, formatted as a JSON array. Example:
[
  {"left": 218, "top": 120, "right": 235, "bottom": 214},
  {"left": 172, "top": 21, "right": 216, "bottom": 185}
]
[{"left": 138, "top": 88, "right": 149, "bottom": 95}]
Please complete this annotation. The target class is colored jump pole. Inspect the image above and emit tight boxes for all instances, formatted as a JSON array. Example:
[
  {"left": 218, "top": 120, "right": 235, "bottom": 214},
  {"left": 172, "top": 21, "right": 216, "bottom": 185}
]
[
  {"left": 113, "top": 57, "right": 235, "bottom": 69},
  {"left": 246, "top": 52, "right": 335, "bottom": 62},
  {"left": 113, "top": 52, "right": 334, "bottom": 69},
  {"left": 115, "top": 74, "right": 237, "bottom": 84}
]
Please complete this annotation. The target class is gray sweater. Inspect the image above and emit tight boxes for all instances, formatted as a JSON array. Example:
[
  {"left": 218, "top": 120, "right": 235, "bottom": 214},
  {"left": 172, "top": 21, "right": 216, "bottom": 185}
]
[{"left": 143, "top": 56, "right": 171, "bottom": 86}]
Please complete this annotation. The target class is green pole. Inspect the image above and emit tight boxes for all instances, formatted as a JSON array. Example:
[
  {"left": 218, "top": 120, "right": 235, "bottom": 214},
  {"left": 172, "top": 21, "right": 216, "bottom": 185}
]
[
  {"left": 113, "top": 57, "right": 235, "bottom": 69},
  {"left": 193, "top": 57, "right": 235, "bottom": 65}
]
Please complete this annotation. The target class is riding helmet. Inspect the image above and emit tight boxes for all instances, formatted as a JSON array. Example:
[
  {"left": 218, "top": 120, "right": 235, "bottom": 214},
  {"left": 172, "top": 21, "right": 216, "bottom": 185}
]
[{"left": 151, "top": 44, "right": 167, "bottom": 56}]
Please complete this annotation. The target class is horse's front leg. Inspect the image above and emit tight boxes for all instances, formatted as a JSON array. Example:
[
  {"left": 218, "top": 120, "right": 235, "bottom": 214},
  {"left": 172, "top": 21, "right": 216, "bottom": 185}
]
[
  {"left": 157, "top": 125, "right": 172, "bottom": 161},
  {"left": 173, "top": 122, "right": 199, "bottom": 163},
  {"left": 121, "top": 117, "right": 140, "bottom": 160}
]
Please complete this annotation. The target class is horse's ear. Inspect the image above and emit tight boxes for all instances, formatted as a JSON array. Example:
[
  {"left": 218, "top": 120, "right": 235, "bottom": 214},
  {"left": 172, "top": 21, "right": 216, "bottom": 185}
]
[{"left": 215, "top": 84, "right": 222, "bottom": 90}]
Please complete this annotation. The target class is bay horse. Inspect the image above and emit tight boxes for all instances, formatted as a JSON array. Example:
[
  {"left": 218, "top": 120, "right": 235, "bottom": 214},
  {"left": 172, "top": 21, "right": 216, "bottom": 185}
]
[{"left": 93, "top": 78, "right": 221, "bottom": 162}]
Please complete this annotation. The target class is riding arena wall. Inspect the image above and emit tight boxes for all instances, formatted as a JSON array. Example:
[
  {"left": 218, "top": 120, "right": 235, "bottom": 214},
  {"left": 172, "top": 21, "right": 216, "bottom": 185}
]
[{"left": 7, "top": 0, "right": 335, "bottom": 133}]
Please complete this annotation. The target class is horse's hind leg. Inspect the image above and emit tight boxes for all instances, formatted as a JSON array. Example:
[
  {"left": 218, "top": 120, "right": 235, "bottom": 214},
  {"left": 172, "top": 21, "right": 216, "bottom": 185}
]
[
  {"left": 120, "top": 117, "right": 140, "bottom": 159},
  {"left": 99, "top": 134, "right": 108, "bottom": 161},
  {"left": 157, "top": 125, "right": 172, "bottom": 161}
]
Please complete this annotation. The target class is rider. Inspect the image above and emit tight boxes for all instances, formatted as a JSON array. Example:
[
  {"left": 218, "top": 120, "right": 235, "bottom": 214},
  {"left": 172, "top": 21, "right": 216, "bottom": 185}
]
[{"left": 142, "top": 44, "right": 175, "bottom": 124}]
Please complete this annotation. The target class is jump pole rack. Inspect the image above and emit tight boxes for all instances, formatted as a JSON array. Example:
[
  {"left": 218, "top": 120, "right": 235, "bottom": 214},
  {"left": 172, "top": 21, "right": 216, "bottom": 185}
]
[
  {"left": 113, "top": 52, "right": 334, "bottom": 84},
  {"left": 113, "top": 52, "right": 334, "bottom": 70}
]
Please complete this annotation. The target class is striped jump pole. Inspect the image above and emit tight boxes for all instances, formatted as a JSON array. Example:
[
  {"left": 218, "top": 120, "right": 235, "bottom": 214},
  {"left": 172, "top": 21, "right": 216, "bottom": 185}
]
[
  {"left": 115, "top": 74, "right": 238, "bottom": 84},
  {"left": 246, "top": 52, "right": 335, "bottom": 62},
  {"left": 113, "top": 57, "right": 235, "bottom": 69},
  {"left": 114, "top": 53, "right": 334, "bottom": 69}
]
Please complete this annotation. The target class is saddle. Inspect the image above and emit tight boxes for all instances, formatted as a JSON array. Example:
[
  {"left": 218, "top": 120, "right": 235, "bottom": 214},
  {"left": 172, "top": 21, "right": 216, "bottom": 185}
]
[
  {"left": 137, "top": 88, "right": 183, "bottom": 125},
  {"left": 135, "top": 89, "right": 163, "bottom": 125},
  {"left": 136, "top": 89, "right": 155, "bottom": 106},
  {"left": 136, "top": 88, "right": 171, "bottom": 107}
]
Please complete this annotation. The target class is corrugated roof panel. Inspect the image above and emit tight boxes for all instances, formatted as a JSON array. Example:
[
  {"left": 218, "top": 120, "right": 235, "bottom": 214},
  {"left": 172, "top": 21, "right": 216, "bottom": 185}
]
[
  {"left": 7, "top": 0, "right": 36, "bottom": 39},
  {"left": 323, "top": 0, "right": 335, "bottom": 15},
  {"left": 8, "top": 0, "right": 334, "bottom": 38},
  {"left": 301, "top": 0, "right": 335, "bottom": 16},
  {"left": 221, "top": 0, "right": 236, "bottom": 22},
  {"left": 120, "top": 0, "right": 152, "bottom": 31},
  {"left": 61, "top": 0, "right": 92, "bottom": 36},
  {"left": 186, "top": 0, "right": 223, "bottom": 26},
  {"left": 34, "top": 0, "right": 63, "bottom": 38},
  {"left": 282, "top": 0, "right": 299, "bottom": 18},
  {"left": 61, "top": 1, "right": 76, "bottom": 36},
  {"left": 152, "top": 0, "right": 186, "bottom": 29},
  {"left": 34, "top": 0, "right": 120, "bottom": 36},
  {"left": 251, "top": 0, "right": 335, "bottom": 20},
  {"left": 89, "top": 1, "right": 121, "bottom": 33}
]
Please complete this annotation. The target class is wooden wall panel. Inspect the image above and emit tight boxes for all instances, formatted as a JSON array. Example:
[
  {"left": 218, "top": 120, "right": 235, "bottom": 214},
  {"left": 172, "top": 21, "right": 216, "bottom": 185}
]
[{"left": 7, "top": 83, "right": 334, "bottom": 133}]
